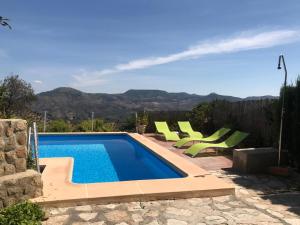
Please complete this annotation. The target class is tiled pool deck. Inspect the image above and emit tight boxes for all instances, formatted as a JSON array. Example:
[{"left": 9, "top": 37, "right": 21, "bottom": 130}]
[
  {"left": 42, "top": 134, "right": 300, "bottom": 225},
  {"left": 33, "top": 133, "right": 234, "bottom": 206}
]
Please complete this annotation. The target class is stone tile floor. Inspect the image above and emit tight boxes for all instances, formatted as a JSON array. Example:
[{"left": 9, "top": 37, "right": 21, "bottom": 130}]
[{"left": 43, "top": 170, "right": 300, "bottom": 225}]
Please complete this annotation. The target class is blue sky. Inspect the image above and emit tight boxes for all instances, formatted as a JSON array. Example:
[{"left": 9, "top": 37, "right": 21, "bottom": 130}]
[{"left": 1, "top": 0, "right": 300, "bottom": 97}]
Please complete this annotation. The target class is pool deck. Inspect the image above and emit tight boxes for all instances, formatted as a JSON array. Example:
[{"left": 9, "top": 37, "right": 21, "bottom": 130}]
[
  {"left": 32, "top": 132, "right": 234, "bottom": 206},
  {"left": 144, "top": 133, "right": 233, "bottom": 171}
]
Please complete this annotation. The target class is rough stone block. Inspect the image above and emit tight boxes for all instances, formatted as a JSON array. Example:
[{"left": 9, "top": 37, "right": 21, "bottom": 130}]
[
  {"left": 0, "top": 139, "right": 5, "bottom": 151},
  {"left": 0, "top": 123, "right": 3, "bottom": 134},
  {"left": 16, "top": 132, "right": 27, "bottom": 145},
  {"left": 0, "top": 165, "right": 4, "bottom": 176},
  {"left": 32, "top": 175, "right": 43, "bottom": 186},
  {"left": 7, "top": 187, "right": 22, "bottom": 197},
  {"left": 24, "top": 185, "right": 34, "bottom": 195},
  {"left": 2, "top": 177, "right": 17, "bottom": 187},
  {"left": 0, "top": 151, "right": 5, "bottom": 162},
  {"left": 4, "top": 136, "right": 16, "bottom": 152},
  {"left": 233, "top": 148, "right": 278, "bottom": 173},
  {"left": 0, "top": 188, "right": 7, "bottom": 198},
  {"left": 14, "top": 120, "right": 27, "bottom": 132},
  {"left": 5, "top": 127, "right": 14, "bottom": 137},
  {"left": 19, "top": 176, "right": 32, "bottom": 186},
  {"left": 5, "top": 151, "right": 17, "bottom": 164},
  {"left": 0, "top": 170, "right": 43, "bottom": 207},
  {"left": 4, "top": 163, "right": 16, "bottom": 175},
  {"left": 15, "top": 158, "right": 26, "bottom": 172},
  {"left": 16, "top": 147, "right": 27, "bottom": 158},
  {"left": 34, "top": 188, "right": 43, "bottom": 197}
]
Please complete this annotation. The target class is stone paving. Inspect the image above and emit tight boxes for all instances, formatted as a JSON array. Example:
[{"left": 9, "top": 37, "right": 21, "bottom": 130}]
[
  {"left": 43, "top": 170, "right": 300, "bottom": 225},
  {"left": 211, "top": 170, "right": 300, "bottom": 225}
]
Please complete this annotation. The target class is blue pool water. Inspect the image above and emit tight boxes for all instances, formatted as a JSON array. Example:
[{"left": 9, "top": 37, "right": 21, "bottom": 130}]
[{"left": 38, "top": 134, "right": 184, "bottom": 183}]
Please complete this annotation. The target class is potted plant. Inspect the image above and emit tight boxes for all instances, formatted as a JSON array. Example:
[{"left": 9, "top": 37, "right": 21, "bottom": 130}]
[
  {"left": 136, "top": 111, "right": 148, "bottom": 134},
  {"left": 268, "top": 149, "right": 291, "bottom": 176}
]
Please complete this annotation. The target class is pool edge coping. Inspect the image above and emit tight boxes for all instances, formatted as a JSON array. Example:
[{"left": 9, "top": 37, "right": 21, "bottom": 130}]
[{"left": 32, "top": 132, "right": 235, "bottom": 206}]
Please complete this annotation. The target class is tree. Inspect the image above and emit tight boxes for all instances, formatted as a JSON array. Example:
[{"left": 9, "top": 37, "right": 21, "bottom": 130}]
[
  {"left": 120, "top": 115, "right": 136, "bottom": 132},
  {"left": 279, "top": 76, "right": 300, "bottom": 170},
  {"left": 188, "top": 102, "right": 215, "bottom": 133},
  {"left": 0, "top": 75, "right": 36, "bottom": 118},
  {"left": 0, "top": 16, "right": 12, "bottom": 29}
]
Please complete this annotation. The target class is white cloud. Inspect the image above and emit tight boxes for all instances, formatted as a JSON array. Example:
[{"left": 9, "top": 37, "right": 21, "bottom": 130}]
[
  {"left": 33, "top": 80, "right": 43, "bottom": 84},
  {"left": 72, "top": 29, "right": 300, "bottom": 87}
]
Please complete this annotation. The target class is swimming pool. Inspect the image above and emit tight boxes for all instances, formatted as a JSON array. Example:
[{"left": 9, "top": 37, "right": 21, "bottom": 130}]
[{"left": 38, "top": 134, "right": 185, "bottom": 184}]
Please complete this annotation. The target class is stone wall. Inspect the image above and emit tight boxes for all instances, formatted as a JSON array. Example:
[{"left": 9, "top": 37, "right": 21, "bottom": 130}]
[
  {"left": 0, "top": 119, "right": 42, "bottom": 208},
  {"left": 0, "top": 119, "right": 28, "bottom": 175}
]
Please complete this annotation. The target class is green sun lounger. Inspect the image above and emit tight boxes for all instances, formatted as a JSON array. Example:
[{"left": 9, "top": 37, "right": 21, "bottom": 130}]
[
  {"left": 174, "top": 127, "right": 231, "bottom": 148},
  {"left": 184, "top": 131, "right": 249, "bottom": 157},
  {"left": 154, "top": 121, "right": 180, "bottom": 141},
  {"left": 178, "top": 121, "right": 203, "bottom": 139}
]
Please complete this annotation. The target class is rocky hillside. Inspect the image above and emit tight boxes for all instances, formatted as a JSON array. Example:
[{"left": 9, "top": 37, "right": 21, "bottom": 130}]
[{"left": 31, "top": 87, "right": 277, "bottom": 121}]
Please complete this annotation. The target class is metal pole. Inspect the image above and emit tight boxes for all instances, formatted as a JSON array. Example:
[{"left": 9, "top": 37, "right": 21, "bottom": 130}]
[
  {"left": 43, "top": 111, "right": 47, "bottom": 132},
  {"left": 135, "top": 112, "right": 138, "bottom": 133},
  {"left": 33, "top": 122, "right": 40, "bottom": 173},
  {"left": 278, "top": 55, "right": 287, "bottom": 167},
  {"left": 27, "top": 127, "right": 32, "bottom": 155},
  {"left": 91, "top": 112, "right": 94, "bottom": 131}
]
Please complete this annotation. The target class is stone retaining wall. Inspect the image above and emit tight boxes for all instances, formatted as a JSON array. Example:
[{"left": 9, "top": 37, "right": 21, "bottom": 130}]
[
  {"left": 0, "top": 170, "right": 42, "bottom": 207},
  {"left": 0, "top": 119, "right": 42, "bottom": 208}
]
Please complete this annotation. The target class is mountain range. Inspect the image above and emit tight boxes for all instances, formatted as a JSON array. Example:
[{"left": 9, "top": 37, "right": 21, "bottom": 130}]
[{"left": 31, "top": 87, "right": 277, "bottom": 121}]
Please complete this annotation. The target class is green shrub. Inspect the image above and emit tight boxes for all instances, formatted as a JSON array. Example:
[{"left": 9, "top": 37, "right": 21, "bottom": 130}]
[
  {"left": 119, "top": 115, "right": 136, "bottom": 132},
  {"left": 0, "top": 201, "right": 45, "bottom": 225},
  {"left": 47, "top": 119, "right": 72, "bottom": 132},
  {"left": 26, "top": 145, "right": 36, "bottom": 170},
  {"left": 76, "top": 118, "right": 116, "bottom": 132}
]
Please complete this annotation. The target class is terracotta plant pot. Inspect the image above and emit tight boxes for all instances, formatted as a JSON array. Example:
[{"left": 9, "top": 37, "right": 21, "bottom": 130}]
[{"left": 268, "top": 166, "right": 291, "bottom": 177}]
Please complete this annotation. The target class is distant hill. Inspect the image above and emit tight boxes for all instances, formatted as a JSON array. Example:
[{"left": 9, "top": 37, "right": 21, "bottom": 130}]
[
  {"left": 243, "top": 95, "right": 278, "bottom": 101},
  {"left": 31, "top": 87, "right": 277, "bottom": 121}
]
